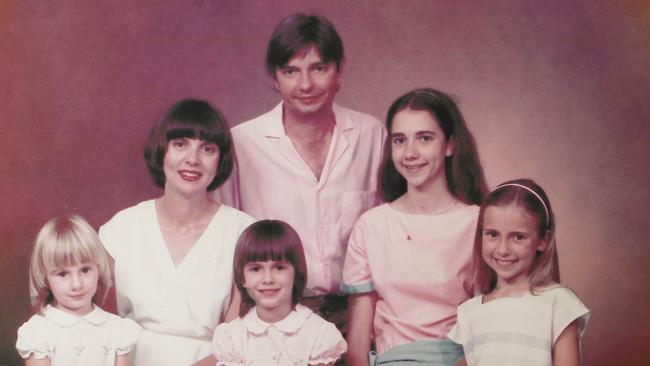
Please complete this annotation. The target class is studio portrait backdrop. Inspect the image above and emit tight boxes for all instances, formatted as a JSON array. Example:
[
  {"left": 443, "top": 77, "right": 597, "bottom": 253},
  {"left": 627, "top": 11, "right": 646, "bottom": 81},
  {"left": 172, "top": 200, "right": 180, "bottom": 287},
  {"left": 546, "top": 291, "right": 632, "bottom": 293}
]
[{"left": 1, "top": 1, "right": 649, "bottom": 365}]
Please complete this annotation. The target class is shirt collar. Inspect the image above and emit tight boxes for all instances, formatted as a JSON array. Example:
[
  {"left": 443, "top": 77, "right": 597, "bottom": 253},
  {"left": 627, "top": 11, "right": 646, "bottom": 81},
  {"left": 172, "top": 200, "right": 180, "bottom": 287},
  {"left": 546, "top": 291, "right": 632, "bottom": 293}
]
[
  {"left": 44, "top": 304, "right": 109, "bottom": 327},
  {"left": 262, "top": 102, "right": 355, "bottom": 138},
  {"left": 242, "top": 304, "right": 312, "bottom": 335}
]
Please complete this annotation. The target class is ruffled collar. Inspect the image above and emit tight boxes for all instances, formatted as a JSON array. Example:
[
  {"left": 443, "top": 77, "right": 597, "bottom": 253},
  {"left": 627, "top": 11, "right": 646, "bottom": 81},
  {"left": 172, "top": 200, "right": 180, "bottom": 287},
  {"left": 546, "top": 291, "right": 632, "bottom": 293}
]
[
  {"left": 242, "top": 304, "right": 312, "bottom": 335},
  {"left": 44, "top": 304, "right": 109, "bottom": 327}
]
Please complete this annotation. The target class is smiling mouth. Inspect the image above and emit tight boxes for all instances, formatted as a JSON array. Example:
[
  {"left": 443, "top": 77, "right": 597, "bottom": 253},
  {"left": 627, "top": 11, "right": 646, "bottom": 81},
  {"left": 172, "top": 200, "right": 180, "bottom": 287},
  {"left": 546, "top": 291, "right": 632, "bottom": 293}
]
[
  {"left": 179, "top": 170, "right": 202, "bottom": 181},
  {"left": 493, "top": 258, "right": 517, "bottom": 266},
  {"left": 402, "top": 163, "right": 426, "bottom": 173},
  {"left": 258, "top": 289, "right": 280, "bottom": 297},
  {"left": 296, "top": 95, "right": 322, "bottom": 103}
]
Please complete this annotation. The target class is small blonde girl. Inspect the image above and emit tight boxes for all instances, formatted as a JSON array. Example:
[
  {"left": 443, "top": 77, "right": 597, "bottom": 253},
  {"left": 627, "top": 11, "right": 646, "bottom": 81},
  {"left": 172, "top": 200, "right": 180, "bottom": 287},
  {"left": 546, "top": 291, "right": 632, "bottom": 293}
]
[
  {"left": 212, "top": 220, "right": 347, "bottom": 366},
  {"left": 16, "top": 215, "right": 141, "bottom": 366},
  {"left": 448, "top": 179, "right": 590, "bottom": 366}
]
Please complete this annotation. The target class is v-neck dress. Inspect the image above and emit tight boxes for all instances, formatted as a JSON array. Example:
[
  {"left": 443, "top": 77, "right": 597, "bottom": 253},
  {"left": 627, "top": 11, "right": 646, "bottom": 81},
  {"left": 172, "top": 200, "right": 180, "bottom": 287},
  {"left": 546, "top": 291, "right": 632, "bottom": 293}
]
[{"left": 99, "top": 200, "right": 254, "bottom": 366}]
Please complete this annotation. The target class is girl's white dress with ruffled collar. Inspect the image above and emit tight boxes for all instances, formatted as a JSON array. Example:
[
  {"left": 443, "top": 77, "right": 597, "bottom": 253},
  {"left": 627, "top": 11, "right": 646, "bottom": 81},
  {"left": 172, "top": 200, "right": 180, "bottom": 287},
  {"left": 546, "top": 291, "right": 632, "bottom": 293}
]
[
  {"left": 16, "top": 305, "right": 141, "bottom": 366},
  {"left": 212, "top": 304, "right": 347, "bottom": 365}
]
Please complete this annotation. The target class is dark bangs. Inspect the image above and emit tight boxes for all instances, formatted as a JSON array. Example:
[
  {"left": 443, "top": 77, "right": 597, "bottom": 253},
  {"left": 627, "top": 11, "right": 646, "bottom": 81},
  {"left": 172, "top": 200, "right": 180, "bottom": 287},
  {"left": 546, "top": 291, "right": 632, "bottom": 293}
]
[
  {"left": 266, "top": 13, "right": 344, "bottom": 76},
  {"left": 234, "top": 220, "right": 308, "bottom": 316},
  {"left": 143, "top": 99, "right": 234, "bottom": 191}
]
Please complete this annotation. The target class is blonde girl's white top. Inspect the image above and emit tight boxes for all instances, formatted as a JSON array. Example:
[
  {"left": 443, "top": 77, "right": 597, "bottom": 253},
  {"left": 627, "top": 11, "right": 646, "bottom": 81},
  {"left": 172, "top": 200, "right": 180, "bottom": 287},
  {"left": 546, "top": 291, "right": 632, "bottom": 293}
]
[
  {"left": 212, "top": 304, "right": 347, "bottom": 365},
  {"left": 447, "top": 285, "right": 590, "bottom": 366},
  {"left": 99, "top": 200, "right": 255, "bottom": 366},
  {"left": 16, "top": 305, "right": 141, "bottom": 365}
]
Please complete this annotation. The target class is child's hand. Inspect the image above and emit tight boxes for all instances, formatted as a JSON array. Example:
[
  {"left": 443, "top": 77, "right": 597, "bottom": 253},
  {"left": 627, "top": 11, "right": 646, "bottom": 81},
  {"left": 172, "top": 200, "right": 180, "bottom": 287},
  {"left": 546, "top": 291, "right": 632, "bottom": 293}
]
[
  {"left": 24, "top": 355, "right": 51, "bottom": 366},
  {"left": 453, "top": 356, "right": 467, "bottom": 366},
  {"left": 191, "top": 355, "right": 217, "bottom": 366}
]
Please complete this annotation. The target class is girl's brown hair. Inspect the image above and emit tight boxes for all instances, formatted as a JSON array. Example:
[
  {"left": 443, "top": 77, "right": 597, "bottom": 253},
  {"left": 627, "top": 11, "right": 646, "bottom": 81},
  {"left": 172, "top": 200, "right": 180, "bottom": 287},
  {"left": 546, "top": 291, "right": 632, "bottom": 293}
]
[
  {"left": 380, "top": 88, "right": 487, "bottom": 204},
  {"left": 233, "top": 220, "right": 308, "bottom": 317}
]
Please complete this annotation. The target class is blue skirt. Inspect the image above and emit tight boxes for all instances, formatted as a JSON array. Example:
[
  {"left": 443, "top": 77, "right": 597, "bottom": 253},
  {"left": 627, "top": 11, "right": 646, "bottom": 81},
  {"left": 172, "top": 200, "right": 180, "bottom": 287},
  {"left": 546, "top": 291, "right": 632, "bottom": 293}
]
[{"left": 369, "top": 339, "right": 463, "bottom": 365}]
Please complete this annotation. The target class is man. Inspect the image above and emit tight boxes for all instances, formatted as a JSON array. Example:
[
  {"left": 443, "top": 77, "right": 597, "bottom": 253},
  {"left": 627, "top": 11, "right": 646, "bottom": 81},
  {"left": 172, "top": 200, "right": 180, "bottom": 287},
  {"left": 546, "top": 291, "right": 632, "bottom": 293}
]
[{"left": 217, "top": 13, "right": 386, "bottom": 327}]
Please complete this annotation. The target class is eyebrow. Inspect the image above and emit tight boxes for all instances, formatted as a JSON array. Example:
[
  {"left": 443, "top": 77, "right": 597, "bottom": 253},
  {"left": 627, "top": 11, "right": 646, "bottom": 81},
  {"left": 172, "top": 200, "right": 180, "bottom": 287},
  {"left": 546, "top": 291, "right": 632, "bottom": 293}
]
[{"left": 390, "top": 130, "right": 437, "bottom": 137}]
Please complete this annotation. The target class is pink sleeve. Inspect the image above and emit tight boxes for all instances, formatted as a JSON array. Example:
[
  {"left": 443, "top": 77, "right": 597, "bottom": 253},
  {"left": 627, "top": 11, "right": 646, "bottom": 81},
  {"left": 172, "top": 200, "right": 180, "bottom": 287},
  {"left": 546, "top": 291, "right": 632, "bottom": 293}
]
[{"left": 341, "top": 216, "right": 375, "bottom": 294}]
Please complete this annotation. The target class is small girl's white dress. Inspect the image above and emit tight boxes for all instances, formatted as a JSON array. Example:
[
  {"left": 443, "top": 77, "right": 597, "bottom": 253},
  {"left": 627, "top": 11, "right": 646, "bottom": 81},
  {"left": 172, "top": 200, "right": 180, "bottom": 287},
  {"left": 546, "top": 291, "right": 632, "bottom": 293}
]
[
  {"left": 448, "top": 285, "right": 590, "bottom": 366},
  {"left": 16, "top": 305, "right": 141, "bottom": 366},
  {"left": 212, "top": 304, "right": 347, "bottom": 365}
]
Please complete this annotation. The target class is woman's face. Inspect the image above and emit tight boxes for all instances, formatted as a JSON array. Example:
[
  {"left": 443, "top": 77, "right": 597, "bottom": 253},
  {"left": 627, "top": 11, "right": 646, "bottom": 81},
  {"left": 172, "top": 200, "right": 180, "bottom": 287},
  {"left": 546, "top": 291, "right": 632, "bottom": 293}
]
[
  {"left": 163, "top": 137, "right": 219, "bottom": 196},
  {"left": 390, "top": 109, "right": 453, "bottom": 193}
]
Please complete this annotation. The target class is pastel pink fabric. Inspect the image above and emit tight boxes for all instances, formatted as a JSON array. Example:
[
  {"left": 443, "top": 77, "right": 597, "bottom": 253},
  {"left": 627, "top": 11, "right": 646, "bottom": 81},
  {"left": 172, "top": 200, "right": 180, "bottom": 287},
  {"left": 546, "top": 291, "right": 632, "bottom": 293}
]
[
  {"left": 215, "top": 103, "right": 386, "bottom": 295},
  {"left": 342, "top": 203, "right": 478, "bottom": 355},
  {"left": 212, "top": 304, "right": 347, "bottom": 365}
]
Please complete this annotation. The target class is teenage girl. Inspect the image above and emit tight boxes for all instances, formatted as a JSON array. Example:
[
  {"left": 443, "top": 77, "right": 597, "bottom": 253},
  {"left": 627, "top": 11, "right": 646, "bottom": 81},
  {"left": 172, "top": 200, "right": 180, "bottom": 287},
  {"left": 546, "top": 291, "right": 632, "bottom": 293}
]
[
  {"left": 16, "top": 215, "right": 141, "bottom": 366},
  {"left": 343, "top": 88, "right": 488, "bottom": 365},
  {"left": 448, "top": 179, "right": 590, "bottom": 366},
  {"left": 212, "top": 220, "right": 347, "bottom": 365}
]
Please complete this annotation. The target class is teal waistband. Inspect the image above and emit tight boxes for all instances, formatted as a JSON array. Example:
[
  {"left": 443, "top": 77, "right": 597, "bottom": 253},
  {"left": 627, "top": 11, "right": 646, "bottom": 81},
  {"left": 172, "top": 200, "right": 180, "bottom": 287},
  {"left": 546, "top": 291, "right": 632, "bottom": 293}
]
[{"left": 370, "top": 339, "right": 463, "bottom": 365}]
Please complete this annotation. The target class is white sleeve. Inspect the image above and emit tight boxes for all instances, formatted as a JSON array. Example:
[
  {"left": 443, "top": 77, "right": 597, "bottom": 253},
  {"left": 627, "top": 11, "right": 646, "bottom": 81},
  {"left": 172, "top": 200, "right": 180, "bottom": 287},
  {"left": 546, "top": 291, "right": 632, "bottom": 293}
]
[
  {"left": 308, "top": 321, "right": 347, "bottom": 365},
  {"left": 447, "top": 299, "right": 474, "bottom": 345},
  {"left": 212, "top": 321, "right": 246, "bottom": 366},
  {"left": 114, "top": 317, "right": 142, "bottom": 355},
  {"left": 16, "top": 316, "right": 51, "bottom": 360},
  {"left": 551, "top": 287, "right": 590, "bottom": 343},
  {"left": 98, "top": 215, "right": 120, "bottom": 260}
]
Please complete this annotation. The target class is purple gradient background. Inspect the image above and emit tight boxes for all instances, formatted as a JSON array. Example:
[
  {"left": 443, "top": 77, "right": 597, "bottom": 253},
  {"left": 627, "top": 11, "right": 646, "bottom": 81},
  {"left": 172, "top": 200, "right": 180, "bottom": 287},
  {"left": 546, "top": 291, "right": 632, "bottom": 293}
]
[{"left": 1, "top": 1, "right": 649, "bottom": 364}]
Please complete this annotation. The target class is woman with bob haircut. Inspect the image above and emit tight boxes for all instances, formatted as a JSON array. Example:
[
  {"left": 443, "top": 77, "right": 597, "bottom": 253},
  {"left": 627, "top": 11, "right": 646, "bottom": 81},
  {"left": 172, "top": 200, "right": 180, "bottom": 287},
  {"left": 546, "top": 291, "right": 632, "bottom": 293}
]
[
  {"left": 342, "top": 88, "right": 487, "bottom": 365},
  {"left": 99, "top": 99, "right": 254, "bottom": 366}
]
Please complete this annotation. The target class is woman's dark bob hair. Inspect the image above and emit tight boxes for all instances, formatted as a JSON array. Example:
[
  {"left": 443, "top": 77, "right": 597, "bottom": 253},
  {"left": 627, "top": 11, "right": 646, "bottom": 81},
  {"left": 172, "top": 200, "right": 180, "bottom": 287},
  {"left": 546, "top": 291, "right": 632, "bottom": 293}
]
[
  {"left": 379, "top": 88, "right": 487, "bottom": 205},
  {"left": 143, "top": 99, "right": 234, "bottom": 191},
  {"left": 233, "top": 220, "right": 308, "bottom": 317}
]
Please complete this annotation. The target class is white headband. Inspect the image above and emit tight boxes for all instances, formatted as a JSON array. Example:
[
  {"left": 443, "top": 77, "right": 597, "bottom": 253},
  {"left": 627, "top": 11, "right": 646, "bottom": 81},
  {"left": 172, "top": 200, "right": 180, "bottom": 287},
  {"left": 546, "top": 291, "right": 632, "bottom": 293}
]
[{"left": 491, "top": 183, "right": 550, "bottom": 229}]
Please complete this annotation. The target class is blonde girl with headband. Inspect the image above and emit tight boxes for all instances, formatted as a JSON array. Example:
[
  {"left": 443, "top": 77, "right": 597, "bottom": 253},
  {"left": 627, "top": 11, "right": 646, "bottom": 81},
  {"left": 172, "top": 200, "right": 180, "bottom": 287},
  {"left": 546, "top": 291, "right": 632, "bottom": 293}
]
[
  {"left": 16, "top": 215, "right": 141, "bottom": 366},
  {"left": 448, "top": 179, "right": 590, "bottom": 366},
  {"left": 343, "top": 88, "right": 487, "bottom": 365}
]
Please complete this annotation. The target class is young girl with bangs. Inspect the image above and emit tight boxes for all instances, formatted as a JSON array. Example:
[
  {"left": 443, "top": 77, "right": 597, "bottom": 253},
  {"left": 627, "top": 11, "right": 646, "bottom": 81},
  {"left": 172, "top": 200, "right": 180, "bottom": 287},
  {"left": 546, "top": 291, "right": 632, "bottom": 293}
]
[
  {"left": 211, "top": 220, "right": 347, "bottom": 366},
  {"left": 448, "top": 179, "right": 590, "bottom": 366},
  {"left": 343, "top": 88, "right": 487, "bottom": 365},
  {"left": 16, "top": 215, "right": 141, "bottom": 366}
]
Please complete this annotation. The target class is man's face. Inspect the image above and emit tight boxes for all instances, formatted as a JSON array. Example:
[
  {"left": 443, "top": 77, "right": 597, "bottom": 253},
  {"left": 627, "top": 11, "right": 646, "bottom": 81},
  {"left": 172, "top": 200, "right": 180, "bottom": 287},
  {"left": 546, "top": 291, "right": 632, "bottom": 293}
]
[{"left": 274, "top": 45, "right": 342, "bottom": 120}]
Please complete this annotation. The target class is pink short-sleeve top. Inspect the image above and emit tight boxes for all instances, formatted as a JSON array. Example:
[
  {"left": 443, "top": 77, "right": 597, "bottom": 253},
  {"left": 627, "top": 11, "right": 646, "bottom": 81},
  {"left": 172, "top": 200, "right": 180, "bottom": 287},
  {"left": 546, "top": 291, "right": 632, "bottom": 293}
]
[{"left": 342, "top": 203, "right": 478, "bottom": 355}]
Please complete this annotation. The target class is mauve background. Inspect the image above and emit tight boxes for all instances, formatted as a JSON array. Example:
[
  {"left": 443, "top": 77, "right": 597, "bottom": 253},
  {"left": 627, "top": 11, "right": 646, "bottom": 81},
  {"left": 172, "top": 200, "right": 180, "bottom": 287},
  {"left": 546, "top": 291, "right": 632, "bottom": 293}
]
[{"left": 1, "top": 1, "right": 649, "bottom": 365}]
